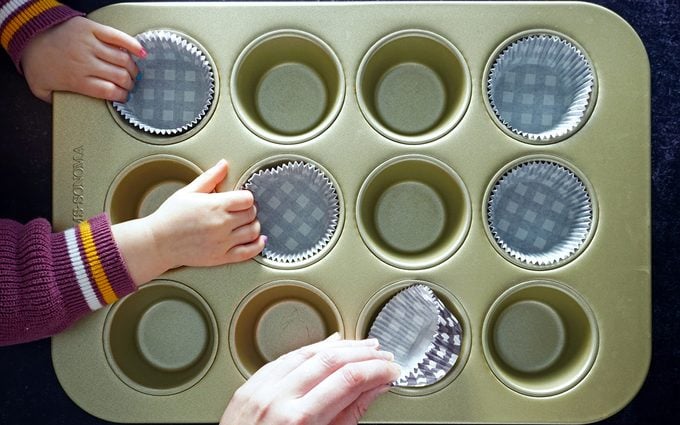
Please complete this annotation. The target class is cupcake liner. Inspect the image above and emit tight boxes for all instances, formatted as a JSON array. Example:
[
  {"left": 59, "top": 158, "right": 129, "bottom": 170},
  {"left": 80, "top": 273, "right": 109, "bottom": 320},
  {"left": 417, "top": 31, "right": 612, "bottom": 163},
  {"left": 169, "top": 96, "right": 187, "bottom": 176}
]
[
  {"left": 368, "top": 284, "right": 462, "bottom": 387},
  {"left": 487, "top": 160, "right": 593, "bottom": 267},
  {"left": 113, "top": 30, "right": 215, "bottom": 136},
  {"left": 243, "top": 161, "right": 339, "bottom": 264},
  {"left": 487, "top": 34, "right": 594, "bottom": 142}
]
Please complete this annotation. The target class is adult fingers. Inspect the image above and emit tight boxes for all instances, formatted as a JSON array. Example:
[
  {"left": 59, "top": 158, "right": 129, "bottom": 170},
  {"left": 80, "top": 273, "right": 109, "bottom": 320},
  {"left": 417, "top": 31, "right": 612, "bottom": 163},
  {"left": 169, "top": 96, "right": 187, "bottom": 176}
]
[
  {"left": 79, "top": 76, "right": 127, "bottom": 102},
  {"left": 241, "top": 338, "right": 379, "bottom": 393},
  {"left": 278, "top": 346, "right": 394, "bottom": 398},
  {"left": 95, "top": 42, "right": 139, "bottom": 80},
  {"left": 92, "top": 22, "right": 146, "bottom": 58},
  {"left": 181, "top": 159, "right": 229, "bottom": 193},
  {"left": 330, "top": 385, "right": 391, "bottom": 425},
  {"left": 296, "top": 359, "right": 401, "bottom": 424}
]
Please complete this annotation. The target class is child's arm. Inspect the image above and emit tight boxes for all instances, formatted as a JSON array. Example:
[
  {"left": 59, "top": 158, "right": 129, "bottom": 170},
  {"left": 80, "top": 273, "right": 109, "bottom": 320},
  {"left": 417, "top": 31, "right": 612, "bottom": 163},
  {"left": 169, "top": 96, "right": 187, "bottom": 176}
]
[
  {"left": 1, "top": 0, "right": 144, "bottom": 102},
  {"left": 0, "top": 160, "right": 264, "bottom": 346}
]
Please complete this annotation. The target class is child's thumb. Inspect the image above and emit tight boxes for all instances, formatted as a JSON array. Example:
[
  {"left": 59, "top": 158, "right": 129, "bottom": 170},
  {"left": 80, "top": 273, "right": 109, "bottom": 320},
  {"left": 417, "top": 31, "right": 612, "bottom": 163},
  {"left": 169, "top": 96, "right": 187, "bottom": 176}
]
[{"left": 183, "top": 159, "right": 229, "bottom": 193}]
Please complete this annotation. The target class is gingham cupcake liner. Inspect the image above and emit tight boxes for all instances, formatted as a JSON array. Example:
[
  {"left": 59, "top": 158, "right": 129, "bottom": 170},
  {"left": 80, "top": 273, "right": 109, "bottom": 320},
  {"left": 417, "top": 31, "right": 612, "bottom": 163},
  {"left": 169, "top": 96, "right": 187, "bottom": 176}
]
[
  {"left": 243, "top": 161, "right": 339, "bottom": 264},
  {"left": 369, "top": 284, "right": 462, "bottom": 387},
  {"left": 113, "top": 30, "right": 215, "bottom": 136},
  {"left": 487, "top": 34, "right": 595, "bottom": 142}
]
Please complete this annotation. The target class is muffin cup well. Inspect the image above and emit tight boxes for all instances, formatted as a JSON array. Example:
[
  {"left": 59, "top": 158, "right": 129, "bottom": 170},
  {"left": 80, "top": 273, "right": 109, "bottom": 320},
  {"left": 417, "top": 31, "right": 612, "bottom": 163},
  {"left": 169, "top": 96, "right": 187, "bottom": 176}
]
[
  {"left": 484, "top": 30, "right": 596, "bottom": 144},
  {"left": 231, "top": 30, "right": 344, "bottom": 144},
  {"left": 485, "top": 155, "right": 596, "bottom": 269},
  {"left": 103, "top": 280, "right": 218, "bottom": 395},
  {"left": 356, "top": 155, "right": 471, "bottom": 269},
  {"left": 105, "top": 155, "right": 201, "bottom": 224},
  {"left": 357, "top": 29, "right": 471, "bottom": 144},
  {"left": 482, "top": 280, "right": 599, "bottom": 397},
  {"left": 356, "top": 280, "right": 471, "bottom": 396},
  {"left": 229, "top": 280, "right": 344, "bottom": 378},
  {"left": 239, "top": 155, "right": 343, "bottom": 268}
]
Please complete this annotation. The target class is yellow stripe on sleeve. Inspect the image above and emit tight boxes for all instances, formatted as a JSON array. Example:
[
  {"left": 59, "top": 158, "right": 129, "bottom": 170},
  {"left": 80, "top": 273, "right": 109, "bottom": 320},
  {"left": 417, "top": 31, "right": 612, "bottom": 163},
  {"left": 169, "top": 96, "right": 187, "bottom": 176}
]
[
  {"left": 78, "top": 221, "right": 118, "bottom": 305},
  {"left": 1, "top": 0, "right": 61, "bottom": 50}
]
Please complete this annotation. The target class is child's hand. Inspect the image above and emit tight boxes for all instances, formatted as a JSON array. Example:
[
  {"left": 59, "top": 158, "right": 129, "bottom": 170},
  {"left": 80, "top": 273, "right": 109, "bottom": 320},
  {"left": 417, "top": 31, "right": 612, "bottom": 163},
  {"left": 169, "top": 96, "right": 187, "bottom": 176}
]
[
  {"left": 112, "top": 160, "right": 265, "bottom": 285},
  {"left": 20, "top": 16, "right": 146, "bottom": 103},
  {"left": 221, "top": 334, "right": 401, "bottom": 425}
]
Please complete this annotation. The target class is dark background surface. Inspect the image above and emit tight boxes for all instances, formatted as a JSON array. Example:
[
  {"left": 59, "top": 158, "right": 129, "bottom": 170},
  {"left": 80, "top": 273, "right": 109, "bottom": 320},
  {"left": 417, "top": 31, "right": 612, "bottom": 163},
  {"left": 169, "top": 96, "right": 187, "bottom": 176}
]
[{"left": 0, "top": 0, "right": 677, "bottom": 424}]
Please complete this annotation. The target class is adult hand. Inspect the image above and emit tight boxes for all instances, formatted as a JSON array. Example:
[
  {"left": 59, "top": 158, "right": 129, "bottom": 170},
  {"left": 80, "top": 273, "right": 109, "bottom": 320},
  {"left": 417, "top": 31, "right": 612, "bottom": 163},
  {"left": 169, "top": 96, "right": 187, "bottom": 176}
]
[
  {"left": 20, "top": 16, "right": 145, "bottom": 103},
  {"left": 221, "top": 334, "right": 401, "bottom": 425}
]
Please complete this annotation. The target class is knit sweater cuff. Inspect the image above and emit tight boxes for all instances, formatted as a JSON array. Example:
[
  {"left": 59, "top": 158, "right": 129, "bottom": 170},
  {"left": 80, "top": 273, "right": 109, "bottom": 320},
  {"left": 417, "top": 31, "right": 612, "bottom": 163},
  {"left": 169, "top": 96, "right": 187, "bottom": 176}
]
[
  {"left": 52, "top": 213, "right": 137, "bottom": 316},
  {"left": 1, "top": 0, "right": 84, "bottom": 71}
]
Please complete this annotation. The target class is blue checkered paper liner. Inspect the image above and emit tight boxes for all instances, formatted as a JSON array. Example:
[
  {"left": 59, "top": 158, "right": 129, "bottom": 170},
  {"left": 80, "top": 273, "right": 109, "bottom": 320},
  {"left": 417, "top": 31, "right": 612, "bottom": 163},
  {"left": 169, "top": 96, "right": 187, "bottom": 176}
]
[
  {"left": 487, "top": 34, "right": 594, "bottom": 142},
  {"left": 487, "top": 160, "right": 593, "bottom": 267},
  {"left": 113, "top": 30, "right": 214, "bottom": 136},
  {"left": 244, "top": 161, "right": 339, "bottom": 264},
  {"left": 369, "top": 284, "right": 462, "bottom": 387}
]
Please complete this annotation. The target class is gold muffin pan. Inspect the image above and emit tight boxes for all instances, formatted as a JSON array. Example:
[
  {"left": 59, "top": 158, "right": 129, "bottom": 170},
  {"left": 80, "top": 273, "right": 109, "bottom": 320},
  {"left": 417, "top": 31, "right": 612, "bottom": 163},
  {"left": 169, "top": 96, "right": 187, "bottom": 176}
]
[{"left": 51, "top": 1, "right": 650, "bottom": 423}]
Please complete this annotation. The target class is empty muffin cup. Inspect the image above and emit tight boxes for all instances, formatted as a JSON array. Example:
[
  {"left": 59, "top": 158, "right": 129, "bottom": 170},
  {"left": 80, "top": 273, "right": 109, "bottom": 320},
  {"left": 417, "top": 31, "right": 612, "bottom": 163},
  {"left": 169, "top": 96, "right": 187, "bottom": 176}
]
[
  {"left": 241, "top": 157, "right": 343, "bottom": 268},
  {"left": 356, "top": 155, "right": 471, "bottom": 269},
  {"left": 105, "top": 155, "right": 201, "bottom": 224},
  {"left": 229, "top": 280, "right": 343, "bottom": 377},
  {"left": 103, "top": 280, "right": 218, "bottom": 395},
  {"left": 356, "top": 280, "right": 471, "bottom": 396},
  {"left": 485, "top": 156, "right": 595, "bottom": 269},
  {"left": 231, "top": 30, "right": 344, "bottom": 144},
  {"left": 357, "top": 29, "right": 471, "bottom": 144},
  {"left": 482, "top": 280, "right": 599, "bottom": 397},
  {"left": 111, "top": 30, "right": 217, "bottom": 144},
  {"left": 485, "top": 31, "right": 596, "bottom": 143}
]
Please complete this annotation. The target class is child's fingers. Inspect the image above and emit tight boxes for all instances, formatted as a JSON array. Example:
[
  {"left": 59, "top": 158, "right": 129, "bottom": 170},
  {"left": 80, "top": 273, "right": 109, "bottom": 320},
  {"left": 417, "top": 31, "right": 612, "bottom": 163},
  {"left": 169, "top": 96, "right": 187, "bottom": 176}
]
[
  {"left": 223, "top": 236, "right": 266, "bottom": 263},
  {"left": 227, "top": 206, "right": 258, "bottom": 229},
  {"left": 95, "top": 42, "right": 139, "bottom": 80},
  {"left": 213, "top": 190, "right": 255, "bottom": 212},
  {"left": 228, "top": 220, "right": 261, "bottom": 246},
  {"left": 92, "top": 23, "right": 146, "bottom": 58},
  {"left": 182, "top": 160, "right": 229, "bottom": 193},
  {"left": 81, "top": 76, "right": 127, "bottom": 102},
  {"left": 88, "top": 59, "right": 135, "bottom": 91}
]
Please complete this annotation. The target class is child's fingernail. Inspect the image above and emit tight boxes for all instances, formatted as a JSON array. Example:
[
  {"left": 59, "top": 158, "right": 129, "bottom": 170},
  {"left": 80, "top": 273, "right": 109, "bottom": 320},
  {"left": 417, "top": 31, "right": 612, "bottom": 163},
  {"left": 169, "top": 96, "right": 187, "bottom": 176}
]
[
  {"left": 262, "top": 235, "right": 268, "bottom": 245},
  {"left": 135, "top": 71, "right": 143, "bottom": 81},
  {"left": 139, "top": 48, "right": 147, "bottom": 59}
]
